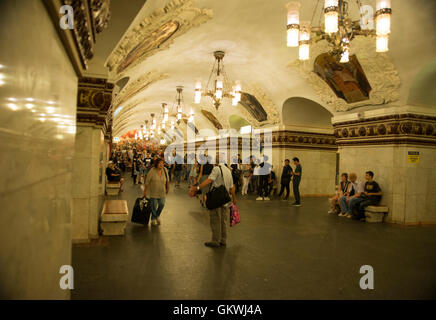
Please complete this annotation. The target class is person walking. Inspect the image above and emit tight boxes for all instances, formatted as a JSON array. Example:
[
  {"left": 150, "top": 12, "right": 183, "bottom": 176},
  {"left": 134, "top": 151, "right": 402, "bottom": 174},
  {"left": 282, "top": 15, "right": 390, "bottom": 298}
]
[
  {"left": 291, "top": 157, "right": 302, "bottom": 206},
  {"left": 190, "top": 154, "right": 236, "bottom": 248},
  {"left": 198, "top": 155, "right": 214, "bottom": 207},
  {"left": 256, "top": 155, "right": 272, "bottom": 201},
  {"left": 278, "top": 159, "right": 293, "bottom": 200},
  {"left": 143, "top": 158, "right": 170, "bottom": 226},
  {"left": 173, "top": 153, "right": 183, "bottom": 187},
  {"left": 241, "top": 163, "right": 251, "bottom": 196}
]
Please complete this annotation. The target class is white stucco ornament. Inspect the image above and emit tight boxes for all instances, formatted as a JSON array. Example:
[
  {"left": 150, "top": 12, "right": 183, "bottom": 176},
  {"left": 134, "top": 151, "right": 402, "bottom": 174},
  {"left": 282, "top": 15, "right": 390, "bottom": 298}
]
[
  {"left": 288, "top": 36, "right": 401, "bottom": 112},
  {"left": 105, "top": 0, "right": 213, "bottom": 78},
  {"left": 243, "top": 84, "right": 281, "bottom": 127}
]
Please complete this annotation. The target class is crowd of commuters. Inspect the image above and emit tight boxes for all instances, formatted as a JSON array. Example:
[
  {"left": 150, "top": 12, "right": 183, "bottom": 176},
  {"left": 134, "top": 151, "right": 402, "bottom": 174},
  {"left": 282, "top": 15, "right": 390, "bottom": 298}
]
[
  {"left": 107, "top": 138, "right": 383, "bottom": 246},
  {"left": 328, "top": 171, "right": 382, "bottom": 221}
]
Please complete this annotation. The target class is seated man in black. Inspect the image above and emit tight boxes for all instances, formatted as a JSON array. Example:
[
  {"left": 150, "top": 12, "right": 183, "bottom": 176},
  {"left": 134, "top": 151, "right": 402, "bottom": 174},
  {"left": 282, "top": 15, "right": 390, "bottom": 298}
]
[
  {"left": 353, "top": 171, "right": 382, "bottom": 220},
  {"left": 106, "top": 161, "right": 124, "bottom": 191}
]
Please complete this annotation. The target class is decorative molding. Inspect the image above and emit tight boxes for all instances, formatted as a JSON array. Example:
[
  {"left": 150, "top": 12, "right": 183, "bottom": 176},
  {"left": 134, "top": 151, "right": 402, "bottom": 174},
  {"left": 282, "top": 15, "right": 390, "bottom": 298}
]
[
  {"left": 77, "top": 77, "right": 114, "bottom": 138},
  {"left": 271, "top": 130, "right": 337, "bottom": 150},
  {"left": 105, "top": 0, "right": 213, "bottom": 77},
  {"left": 333, "top": 114, "right": 436, "bottom": 146},
  {"left": 43, "top": 0, "right": 111, "bottom": 76},
  {"left": 112, "top": 71, "right": 169, "bottom": 108},
  {"left": 288, "top": 36, "right": 401, "bottom": 112},
  {"left": 240, "top": 84, "right": 281, "bottom": 127},
  {"left": 201, "top": 110, "right": 223, "bottom": 130},
  {"left": 172, "top": 129, "right": 337, "bottom": 151}
]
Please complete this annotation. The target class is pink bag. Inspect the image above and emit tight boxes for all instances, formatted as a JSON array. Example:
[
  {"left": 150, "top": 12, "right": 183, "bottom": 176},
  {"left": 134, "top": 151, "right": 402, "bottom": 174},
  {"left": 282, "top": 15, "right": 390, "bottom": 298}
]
[{"left": 229, "top": 203, "right": 241, "bottom": 227}]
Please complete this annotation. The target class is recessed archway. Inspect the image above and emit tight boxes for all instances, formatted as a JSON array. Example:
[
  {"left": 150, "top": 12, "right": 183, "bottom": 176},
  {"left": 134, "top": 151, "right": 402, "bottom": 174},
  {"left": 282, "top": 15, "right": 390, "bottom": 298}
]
[
  {"left": 282, "top": 97, "right": 333, "bottom": 129},
  {"left": 408, "top": 58, "right": 436, "bottom": 107},
  {"left": 229, "top": 115, "right": 251, "bottom": 131}
]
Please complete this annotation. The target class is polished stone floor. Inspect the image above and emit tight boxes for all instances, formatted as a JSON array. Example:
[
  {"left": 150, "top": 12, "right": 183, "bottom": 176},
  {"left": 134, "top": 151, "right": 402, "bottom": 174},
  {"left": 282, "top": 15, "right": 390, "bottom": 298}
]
[{"left": 72, "top": 175, "right": 436, "bottom": 300}]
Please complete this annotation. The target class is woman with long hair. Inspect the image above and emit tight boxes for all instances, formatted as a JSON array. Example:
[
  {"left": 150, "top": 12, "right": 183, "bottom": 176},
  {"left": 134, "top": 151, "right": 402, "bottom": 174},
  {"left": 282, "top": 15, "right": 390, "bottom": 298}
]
[{"left": 143, "top": 158, "right": 170, "bottom": 226}]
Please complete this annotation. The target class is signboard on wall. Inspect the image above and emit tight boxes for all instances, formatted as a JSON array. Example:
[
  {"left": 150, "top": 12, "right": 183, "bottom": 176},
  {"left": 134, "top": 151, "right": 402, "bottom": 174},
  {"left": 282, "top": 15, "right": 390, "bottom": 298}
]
[{"left": 408, "top": 151, "right": 420, "bottom": 164}]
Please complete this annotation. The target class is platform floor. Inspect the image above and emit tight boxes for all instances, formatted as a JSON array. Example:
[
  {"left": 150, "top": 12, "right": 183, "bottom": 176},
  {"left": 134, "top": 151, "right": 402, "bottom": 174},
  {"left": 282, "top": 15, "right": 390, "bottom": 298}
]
[{"left": 72, "top": 175, "right": 436, "bottom": 299}]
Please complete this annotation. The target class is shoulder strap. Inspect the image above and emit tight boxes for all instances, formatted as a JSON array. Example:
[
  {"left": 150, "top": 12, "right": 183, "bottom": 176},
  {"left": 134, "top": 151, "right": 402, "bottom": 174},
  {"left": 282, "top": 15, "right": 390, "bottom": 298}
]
[
  {"left": 164, "top": 168, "right": 168, "bottom": 183},
  {"left": 219, "top": 165, "right": 224, "bottom": 179}
]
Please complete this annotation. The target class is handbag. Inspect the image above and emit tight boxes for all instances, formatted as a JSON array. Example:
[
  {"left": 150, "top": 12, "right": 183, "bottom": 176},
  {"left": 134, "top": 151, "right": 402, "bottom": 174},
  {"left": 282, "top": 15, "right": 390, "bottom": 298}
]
[
  {"left": 229, "top": 203, "right": 241, "bottom": 227},
  {"left": 206, "top": 165, "right": 231, "bottom": 210}
]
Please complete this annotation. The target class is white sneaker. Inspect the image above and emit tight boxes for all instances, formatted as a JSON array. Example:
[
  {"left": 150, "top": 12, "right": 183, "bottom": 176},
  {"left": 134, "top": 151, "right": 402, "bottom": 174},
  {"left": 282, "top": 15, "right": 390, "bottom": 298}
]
[
  {"left": 346, "top": 214, "right": 352, "bottom": 219},
  {"left": 151, "top": 220, "right": 158, "bottom": 226},
  {"left": 157, "top": 218, "right": 161, "bottom": 225},
  {"left": 328, "top": 209, "right": 335, "bottom": 214},
  {"left": 338, "top": 213, "right": 345, "bottom": 217},
  {"left": 264, "top": 197, "right": 270, "bottom": 201},
  {"left": 256, "top": 197, "right": 263, "bottom": 201}
]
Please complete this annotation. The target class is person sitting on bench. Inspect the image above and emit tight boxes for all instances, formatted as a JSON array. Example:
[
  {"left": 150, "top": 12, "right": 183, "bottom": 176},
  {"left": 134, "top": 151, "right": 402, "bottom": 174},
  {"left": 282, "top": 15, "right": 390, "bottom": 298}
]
[
  {"left": 106, "top": 161, "right": 124, "bottom": 191},
  {"left": 353, "top": 171, "right": 382, "bottom": 220}
]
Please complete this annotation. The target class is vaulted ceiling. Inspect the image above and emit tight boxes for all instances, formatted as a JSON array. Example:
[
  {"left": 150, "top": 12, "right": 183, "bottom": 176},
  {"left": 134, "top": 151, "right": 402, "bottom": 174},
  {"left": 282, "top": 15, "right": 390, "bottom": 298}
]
[{"left": 90, "top": 0, "right": 436, "bottom": 138}]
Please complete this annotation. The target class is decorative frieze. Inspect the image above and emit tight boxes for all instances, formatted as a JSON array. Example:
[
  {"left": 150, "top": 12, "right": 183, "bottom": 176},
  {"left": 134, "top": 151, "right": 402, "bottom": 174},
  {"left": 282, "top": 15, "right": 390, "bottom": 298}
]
[
  {"left": 333, "top": 114, "right": 436, "bottom": 146},
  {"left": 77, "top": 77, "right": 114, "bottom": 138},
  {"left": 271, "top": 130, "right": 337, "bottom": 150},
  {"left": 171, "top": 130, "right": 337, "bottom": 151}
]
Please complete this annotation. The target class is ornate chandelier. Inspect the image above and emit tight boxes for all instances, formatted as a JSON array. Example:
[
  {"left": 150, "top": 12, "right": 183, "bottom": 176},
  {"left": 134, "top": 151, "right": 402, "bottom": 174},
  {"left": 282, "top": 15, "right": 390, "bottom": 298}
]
[
  {"left": 194, "top": 51, "right": 242, "bottom": 110},
  {"left": 139, "top": 86, "right": 196, "bottom": 141},
  {"left": 286, "top": 0, "right": 392, "bottom": 63}
]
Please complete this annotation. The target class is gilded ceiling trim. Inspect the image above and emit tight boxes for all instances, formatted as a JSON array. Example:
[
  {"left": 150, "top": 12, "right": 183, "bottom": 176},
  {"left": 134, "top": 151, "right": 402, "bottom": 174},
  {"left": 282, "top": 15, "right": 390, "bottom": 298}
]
[
  {"left": 105, "top": 0, "right": 213, "bottom": 77},
  {"left": 288, "top": 36, "right": 401, "bottom": 112},
  {"left": 112, "top": 71, "right": 169, "bottom": 108}
]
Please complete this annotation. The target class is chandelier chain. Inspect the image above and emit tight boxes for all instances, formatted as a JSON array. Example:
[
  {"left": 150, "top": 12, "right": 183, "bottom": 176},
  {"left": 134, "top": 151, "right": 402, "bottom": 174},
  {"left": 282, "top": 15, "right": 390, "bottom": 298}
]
[
  {"left": 205, "top": 59, "right": 217, "bottom": 94},
  {"left": 311, "top": 0, "right": 322, "bottom": 27}
]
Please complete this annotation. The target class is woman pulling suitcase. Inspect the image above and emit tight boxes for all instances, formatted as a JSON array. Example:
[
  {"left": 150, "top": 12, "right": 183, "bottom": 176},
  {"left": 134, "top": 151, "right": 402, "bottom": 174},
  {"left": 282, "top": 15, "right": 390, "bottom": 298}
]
[{"left": 143, "top": 158, "right": 170, "bottom": 226}]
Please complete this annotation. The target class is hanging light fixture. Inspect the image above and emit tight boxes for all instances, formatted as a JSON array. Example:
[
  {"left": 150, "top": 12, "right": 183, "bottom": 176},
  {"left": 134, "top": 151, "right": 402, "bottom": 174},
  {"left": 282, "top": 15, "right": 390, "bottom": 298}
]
[
  {"left": 194, "top": 51, "right": 241, "bottom": 110},
  {"left": 324, "top": 0, "right": 339, "bottom": 34},
  {"left": 188, "top": 109, "right": 195, "bottom": 123},
  {"left": 286, "top": 2, "right": 301, "bottom": 47},
  {"left": 375, "top": 0, "right": 391, "bottom": 52},
  {"left": 287, "top": 0, "right": 392, "bottom": 62},
  {"left": 299, "top": 21, "right": 311, "bottom": 61}
]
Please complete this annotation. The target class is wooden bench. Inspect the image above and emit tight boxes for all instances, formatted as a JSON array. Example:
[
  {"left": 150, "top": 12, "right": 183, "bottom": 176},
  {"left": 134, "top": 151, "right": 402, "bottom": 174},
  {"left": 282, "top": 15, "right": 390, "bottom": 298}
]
[
  {"left": 106, "top": 181, "right": 120, "bottom": 196},
  {"left": 365, "top": 205, "right": 389, "bottom": 223},
  {"left": 100, "top": 200, "right": 129, "bottom": 235}
]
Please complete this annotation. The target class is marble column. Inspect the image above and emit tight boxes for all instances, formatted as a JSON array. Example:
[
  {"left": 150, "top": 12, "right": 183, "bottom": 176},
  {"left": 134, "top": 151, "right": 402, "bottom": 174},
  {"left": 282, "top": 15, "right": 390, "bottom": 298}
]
[
  {"left": 333, "top": 105, "right": 436, "bottom": 225},
  {"left": 72, "top": 78, "right": 113, "bottom": 243},
  {"left": 0, "top": 0, "right": 77, "bottom": 299}
]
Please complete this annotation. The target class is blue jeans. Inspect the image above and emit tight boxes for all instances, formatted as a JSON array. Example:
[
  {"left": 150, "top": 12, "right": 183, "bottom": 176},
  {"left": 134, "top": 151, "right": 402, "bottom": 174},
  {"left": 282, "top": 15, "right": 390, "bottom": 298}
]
[
  {"left": 339, "top": 196, "right": 364, "bottom": 214},
  {"left": 174, "top": 170, "right": 182, "bottom": 184},
  {"left": 150, "top": 198, "right": 165, "bottom": 220}
]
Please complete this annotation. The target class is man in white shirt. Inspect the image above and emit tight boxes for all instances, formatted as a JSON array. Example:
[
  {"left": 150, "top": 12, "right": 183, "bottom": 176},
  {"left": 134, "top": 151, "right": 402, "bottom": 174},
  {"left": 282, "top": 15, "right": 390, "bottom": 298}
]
[
  {"left": 189, "top": 153, "right": 237, "bottom": 248},
  {"left": 339, "top": 172, "right": 365, "bottom": 218}
]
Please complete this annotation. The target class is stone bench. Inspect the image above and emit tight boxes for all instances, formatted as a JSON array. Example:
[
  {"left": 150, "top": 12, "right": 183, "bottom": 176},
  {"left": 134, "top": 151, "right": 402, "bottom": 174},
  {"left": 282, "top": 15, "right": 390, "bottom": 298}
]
[
  {"left": 365, "top": 205, "right": 389, "bottom": 223},
  {"left": 100, "top": 200, "right": 129, "bottom": 236},
  {"left": 106, "top": 181, "right": 120, "bottom": 196}
]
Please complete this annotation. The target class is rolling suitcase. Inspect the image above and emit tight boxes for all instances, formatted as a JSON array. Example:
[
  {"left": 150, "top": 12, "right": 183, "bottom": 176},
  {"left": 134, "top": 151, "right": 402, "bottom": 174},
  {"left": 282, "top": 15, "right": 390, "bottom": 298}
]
[{"left": 131, "top": 197, "right": 151, "bottom": 226}]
